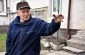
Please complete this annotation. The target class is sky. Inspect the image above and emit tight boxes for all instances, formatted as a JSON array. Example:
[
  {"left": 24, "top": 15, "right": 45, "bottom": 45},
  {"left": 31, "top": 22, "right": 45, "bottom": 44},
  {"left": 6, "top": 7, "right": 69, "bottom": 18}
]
[{"left": 26, "top": 0, "right": 49, "bottom": 9}]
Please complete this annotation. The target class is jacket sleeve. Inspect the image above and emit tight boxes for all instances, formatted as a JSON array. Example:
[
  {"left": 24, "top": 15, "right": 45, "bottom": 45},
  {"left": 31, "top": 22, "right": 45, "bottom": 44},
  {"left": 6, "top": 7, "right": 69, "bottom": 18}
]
[
  {"left": 39, "top": 19, "right": 61, "bottom": 36},
  {"left": 5, "top": 24, "right": 12, "bottom": 55}
]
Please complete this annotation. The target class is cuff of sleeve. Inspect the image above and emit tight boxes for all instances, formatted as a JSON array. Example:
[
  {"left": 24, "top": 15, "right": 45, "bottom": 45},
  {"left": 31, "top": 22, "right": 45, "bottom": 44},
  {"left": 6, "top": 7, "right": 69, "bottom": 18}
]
[{"left": 52, "top": 19, "right": 61, "bottom": 25}]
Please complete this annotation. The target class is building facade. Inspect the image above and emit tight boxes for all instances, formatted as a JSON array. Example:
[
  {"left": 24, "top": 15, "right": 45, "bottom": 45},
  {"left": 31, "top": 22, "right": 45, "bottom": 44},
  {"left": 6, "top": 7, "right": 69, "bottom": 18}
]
[
  {"left": 0, "top": 0, "right": 85, "bottom": 39},
  {"left": 49, "top": 0, "right": 85, "bottom": 38}
]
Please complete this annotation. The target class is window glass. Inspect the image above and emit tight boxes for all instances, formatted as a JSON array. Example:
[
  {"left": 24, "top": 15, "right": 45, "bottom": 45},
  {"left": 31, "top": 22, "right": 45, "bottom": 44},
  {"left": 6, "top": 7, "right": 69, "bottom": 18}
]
[
  {"left": 0, "top": 0, "right": 3, "bottom": 12},
  {"left": 51, "top": 0, "right": 61, "bottom": 14},
  {"left": 53, "top": 0, "right": 57, "bottom": 12},
  {"left": 0, "top": 0, "right": 7, "bottom": 15}
]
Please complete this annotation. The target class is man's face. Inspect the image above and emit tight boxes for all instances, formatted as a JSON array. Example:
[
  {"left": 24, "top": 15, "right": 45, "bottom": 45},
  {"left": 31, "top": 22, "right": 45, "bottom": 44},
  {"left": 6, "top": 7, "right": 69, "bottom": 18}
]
[{"left": 17, "top": 8, "right": 30, "bottom": 20}]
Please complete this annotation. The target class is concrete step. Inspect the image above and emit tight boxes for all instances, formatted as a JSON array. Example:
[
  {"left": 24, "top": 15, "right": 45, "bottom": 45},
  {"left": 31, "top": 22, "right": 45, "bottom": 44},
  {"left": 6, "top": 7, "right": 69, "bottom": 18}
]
[
  {"left": 41, "top": 39, "right": 65, "bottom": 50},
  {"left": 71, "top": 35, "right": 85, "bottom": 41},
  {"left": 67, "top": 39, "right": 85, "bottom": 50},
  {"left": 63, "top": 46, "right": 85, "bottom": 55},
  {"left": 77, "top": 31, "right": 85, "bottom": 35}
]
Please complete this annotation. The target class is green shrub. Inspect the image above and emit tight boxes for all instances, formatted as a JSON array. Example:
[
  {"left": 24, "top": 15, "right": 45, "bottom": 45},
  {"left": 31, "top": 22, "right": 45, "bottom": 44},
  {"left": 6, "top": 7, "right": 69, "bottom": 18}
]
[{"left": 0, "top": 33, "right": 6, "bottom": 52}]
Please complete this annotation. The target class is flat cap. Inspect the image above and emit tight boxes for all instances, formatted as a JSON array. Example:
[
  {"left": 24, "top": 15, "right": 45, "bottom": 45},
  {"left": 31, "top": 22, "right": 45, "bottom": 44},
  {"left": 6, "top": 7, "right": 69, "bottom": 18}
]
[{"left": 16, "top": 1, "right": 31, "bottom": 10}]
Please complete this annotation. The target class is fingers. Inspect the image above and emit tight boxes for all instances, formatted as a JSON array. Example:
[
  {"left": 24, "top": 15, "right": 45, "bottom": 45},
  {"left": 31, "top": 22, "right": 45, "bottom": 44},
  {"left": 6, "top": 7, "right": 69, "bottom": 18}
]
[
  {"left": 53, "top": 14, "right": 64, "bottom": 19},
  {"left": 53, "top": 14, "right": 56, "bottom": 18},
  {"left": 53, "top": 14, "right": 64, "bottom": 22}
]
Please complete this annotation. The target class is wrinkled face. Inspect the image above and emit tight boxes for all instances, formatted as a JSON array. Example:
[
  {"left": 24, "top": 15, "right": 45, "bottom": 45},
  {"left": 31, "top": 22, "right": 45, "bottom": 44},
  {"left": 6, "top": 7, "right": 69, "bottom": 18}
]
[{"left": 17, "top": 8, "right": 30, "bottom": 20}]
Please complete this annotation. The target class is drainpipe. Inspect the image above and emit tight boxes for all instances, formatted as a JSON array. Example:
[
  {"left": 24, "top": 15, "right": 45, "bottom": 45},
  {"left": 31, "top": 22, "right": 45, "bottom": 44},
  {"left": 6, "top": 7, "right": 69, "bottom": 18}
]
[{"left": 67, "top": 0, "right": 71, "bottom": 38}]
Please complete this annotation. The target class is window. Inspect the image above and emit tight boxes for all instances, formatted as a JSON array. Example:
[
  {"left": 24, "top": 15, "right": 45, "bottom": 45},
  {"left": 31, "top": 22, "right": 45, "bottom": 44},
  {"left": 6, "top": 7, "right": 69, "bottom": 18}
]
[
  {"left": 53, "top": 0, "right": 57, "bottom": 12},
  {"left": 0, "top": 0, "right": 7, "bottom": 15},
  {"left": 35, "top": 11, "right": 45, "bottom": 17},
  {"left": 51, "top": 0, "right": 62, "bottom": 14},
  {"left": 0, "top": 0, "right": 3, "bottom": 12}
]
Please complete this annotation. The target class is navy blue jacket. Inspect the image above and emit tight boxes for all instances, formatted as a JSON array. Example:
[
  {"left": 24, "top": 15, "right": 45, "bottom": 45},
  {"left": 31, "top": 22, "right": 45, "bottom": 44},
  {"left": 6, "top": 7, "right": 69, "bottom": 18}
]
[{"left": 5, "top": 16, "right": 60, "bottom": 55}]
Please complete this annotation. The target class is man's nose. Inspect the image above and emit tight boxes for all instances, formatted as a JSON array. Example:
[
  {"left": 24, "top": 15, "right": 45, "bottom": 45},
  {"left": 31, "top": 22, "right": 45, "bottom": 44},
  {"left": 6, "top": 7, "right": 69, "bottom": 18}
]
[{"left": 24, "top": 12, "right": 28, "bottom": 15}]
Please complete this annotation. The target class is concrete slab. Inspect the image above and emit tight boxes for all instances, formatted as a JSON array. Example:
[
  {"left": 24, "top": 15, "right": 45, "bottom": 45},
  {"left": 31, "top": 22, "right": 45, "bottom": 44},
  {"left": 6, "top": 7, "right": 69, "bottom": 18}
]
[
  {"left": 67, "top": 39, "right": 85, "bottom": 50},
  {"left": 63, "top": 46, "right": 85, "bottom": 53}
]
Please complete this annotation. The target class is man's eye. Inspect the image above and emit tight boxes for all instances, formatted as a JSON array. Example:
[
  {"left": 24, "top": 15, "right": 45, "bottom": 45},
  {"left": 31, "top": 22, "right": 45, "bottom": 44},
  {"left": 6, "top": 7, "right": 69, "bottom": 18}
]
[{"left": 22, "top": 11, "right": 25, "bottom": 13}]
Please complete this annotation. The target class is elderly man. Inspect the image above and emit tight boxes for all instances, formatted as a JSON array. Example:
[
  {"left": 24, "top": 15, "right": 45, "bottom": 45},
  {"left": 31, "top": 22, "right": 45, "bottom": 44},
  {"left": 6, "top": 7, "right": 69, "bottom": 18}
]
[{"left": 5, "top": 1, "right": 64, "bottom": 55}]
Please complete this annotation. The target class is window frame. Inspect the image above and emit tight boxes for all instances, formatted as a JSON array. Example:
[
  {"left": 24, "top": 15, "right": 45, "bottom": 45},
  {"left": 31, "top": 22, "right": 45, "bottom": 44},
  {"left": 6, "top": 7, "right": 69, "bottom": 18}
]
[
  {"left": 0, "top": 0, "right": 3, "bottom": 12},
  {"left": 51, "top": 0, "right": 62, "bottom": 14},
  {"left": 0, "top": 0, "right": 7, "bottom": 16}
]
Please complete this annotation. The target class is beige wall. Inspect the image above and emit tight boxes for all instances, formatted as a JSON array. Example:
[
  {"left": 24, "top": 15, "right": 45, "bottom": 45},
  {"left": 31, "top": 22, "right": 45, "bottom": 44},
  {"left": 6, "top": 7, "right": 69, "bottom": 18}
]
[{"left": 70, "top": 0, "right": 85, "bottom": 29}]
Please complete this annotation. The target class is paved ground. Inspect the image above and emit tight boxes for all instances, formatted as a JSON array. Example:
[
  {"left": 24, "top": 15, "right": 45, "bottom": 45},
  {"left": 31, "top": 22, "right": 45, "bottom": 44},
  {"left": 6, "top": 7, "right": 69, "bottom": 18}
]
[
  {"left": 40, "top": 50, "right": 73, "bottom": 55},
  {"left": 0, "top": 50, "right": 73, "bottom": 55},
  {"left": 0, "top": 51, "right": 53, "bottom": 55},
  {"left": 0, "top": 51, "right": 51, "bottom": 55},
  {"left": 0, "top": 50, "right": 51, "bottom": 55},
  {"left": 0, "top": 52, "right": 5, "bottom": 55}
]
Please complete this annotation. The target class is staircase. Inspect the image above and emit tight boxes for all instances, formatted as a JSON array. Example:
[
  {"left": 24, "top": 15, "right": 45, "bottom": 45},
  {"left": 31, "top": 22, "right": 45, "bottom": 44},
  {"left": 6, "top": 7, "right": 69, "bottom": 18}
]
[
  {"left": 63, "top": 31, "right": 85, "bottom": 55},
  {"left": 41, "top": 31, "right": 85, "bottom": 55}
]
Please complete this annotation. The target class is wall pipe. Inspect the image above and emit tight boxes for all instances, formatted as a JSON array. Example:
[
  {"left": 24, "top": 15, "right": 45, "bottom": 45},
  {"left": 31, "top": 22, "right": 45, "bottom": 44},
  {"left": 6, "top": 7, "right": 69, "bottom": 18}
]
[{"left": 67, "top": 0, "right": 71, "bottom": 38}]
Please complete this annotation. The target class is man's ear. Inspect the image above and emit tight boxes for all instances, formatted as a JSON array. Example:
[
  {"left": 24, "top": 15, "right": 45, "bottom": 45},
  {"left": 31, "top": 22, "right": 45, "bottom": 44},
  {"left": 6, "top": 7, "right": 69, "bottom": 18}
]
[{"left": 17, "top": 10, "right": 19, "bottom": 16}]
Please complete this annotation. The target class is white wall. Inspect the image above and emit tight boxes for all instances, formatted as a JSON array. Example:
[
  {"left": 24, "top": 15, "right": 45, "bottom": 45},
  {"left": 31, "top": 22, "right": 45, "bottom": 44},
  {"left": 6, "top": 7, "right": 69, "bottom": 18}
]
[
  {"left": 0, "top": 0, "right": 20, "bottom": 25},
  {"left": 60, "top": 0, "right": 69, "bottom": 28},
  {"left": 70, "top": 0, "right": 85, "bottom": 29},
  {"left": 26, "top": 0, "right": 49, "bottom": 9},
  {"left": 0, "top": 17, "right": 9, "bottom": 25},
  {"left": 8, "top": 0, "right": 21, "bottom": 12}
]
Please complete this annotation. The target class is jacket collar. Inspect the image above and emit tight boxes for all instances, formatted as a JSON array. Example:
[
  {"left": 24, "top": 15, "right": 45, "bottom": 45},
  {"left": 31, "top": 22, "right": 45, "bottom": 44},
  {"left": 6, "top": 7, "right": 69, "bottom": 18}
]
[{"left": 14, "top": 15, "right": 33, "bottom": 26}]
